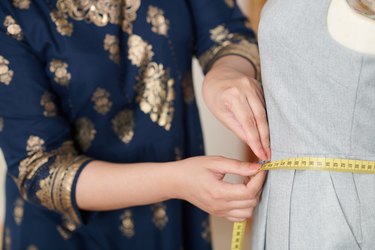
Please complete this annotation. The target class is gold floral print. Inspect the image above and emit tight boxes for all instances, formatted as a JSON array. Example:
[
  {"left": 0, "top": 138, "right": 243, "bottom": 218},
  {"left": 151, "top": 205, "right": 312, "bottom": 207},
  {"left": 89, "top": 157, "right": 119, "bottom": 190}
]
[
  {"left": 13, "top": 0, "right": 31, "bottom": 9},
  {"left": 5, "top": 227, "right": 11, "bottom": 250},
  {"left": 136, "top": 62, "right": 175, "bottom": 131},
  {"left": 13, "top": 198, "right": 24, "bottom": 225},
  {"left": 92, "top": 87, "right": 112, "bottom": 115},
  {"left": 104, "top": 34, "right": 120, "bottom": 64},
  {"left": 210, "top": 25, "right": 232, "bottom": 43},
  {"left": 49, "top": 59, "right": 71, "bottom": 87},
  {"left": 40, "top": 91, "right": 57, "bottom": 117},
  {"left": 50, "top": 10, "right": 73, "bottom": 36},
  {"left": 26, "top": 135, "right": 45, "bottom": 156},
  {"left": 201, "top": 218, "right": 212, "bottom": 243},
  {"left": 26, "top": 245, "right": 38, "bottom": 250},
  {"left": 0, "top": 55, "right": 14, "bottom": 85},
  {"left": 75, "top": 117, "right": 96, "bottom": 151},
  {"left": 112, "top": 109, "right": 134, "bottom": 144},
  {"left": 4, "top": 15, "right": 23, "bottom": 40},
  {"left": 128, "top": 34, "right": 154, "bottom": 67},
  {"left": 225, "top": 0, "right": 235, "bottom": 8},
  {"left": 147, "top": 6, "right": 169, "bottom": 36},
  {"left": 53, "top": 0, "right": 141, "bottom": 34},
  {"left": 0, "top": 117, "right": 4, "bottom": 132},
  {"left": 151, "top": 203, "right": 168, "bottom": 230},
  {"left": 119, "top": 209, "right": 135, "bottom": 238},
  {"left": 182, "top": 71, "right": 195, "bottom": 104}
]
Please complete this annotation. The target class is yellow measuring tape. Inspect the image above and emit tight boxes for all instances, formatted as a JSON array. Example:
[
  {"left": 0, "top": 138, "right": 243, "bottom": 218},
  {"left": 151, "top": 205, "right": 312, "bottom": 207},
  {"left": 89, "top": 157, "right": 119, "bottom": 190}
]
[{"left": 230, "top": 157, "right": 375, "bottom": 250}]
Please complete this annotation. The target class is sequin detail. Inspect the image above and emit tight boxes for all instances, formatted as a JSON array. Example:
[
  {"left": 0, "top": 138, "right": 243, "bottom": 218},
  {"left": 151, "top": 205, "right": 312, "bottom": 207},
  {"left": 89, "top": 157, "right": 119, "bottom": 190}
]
[
  {"left": 13, "top": 0, "right": 31, "bottom": 9},
  {"left": 50, "top": 59, "right": 71, "bottom": 86},
  {"left": 151, "top": 203, "right": 168, "bottom": 230},
  {"left": 128, "top": 34, "right": 154, "bottom": 67},
  {"left": 119, "top": 210, "right": 135, "bottom": 238},
  {"left": 41, "top": 91, "right": 57, "bottom": 117},
  {"left": 75, "top": 117, "right": 96, "bottom": 151},
  {"left": 104, "top": 34, "right": 120, "bottom": 64},
  {"left": 0, "top": 55, "right": 14, "bottom": 85},
  {"left": 92, "top": 87, "right": 112, "bottom": 115}
]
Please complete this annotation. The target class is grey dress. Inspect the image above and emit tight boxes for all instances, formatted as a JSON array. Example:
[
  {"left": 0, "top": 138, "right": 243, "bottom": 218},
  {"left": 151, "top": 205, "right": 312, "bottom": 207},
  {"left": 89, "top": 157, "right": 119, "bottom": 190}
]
[{"left": 251, "top": 0, "right": 375, "bottom": 249}]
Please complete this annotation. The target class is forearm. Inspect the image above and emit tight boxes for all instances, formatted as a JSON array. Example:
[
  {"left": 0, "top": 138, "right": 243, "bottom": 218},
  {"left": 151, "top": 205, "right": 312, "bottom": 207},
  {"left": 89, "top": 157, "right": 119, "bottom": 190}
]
[
  {"left": 209, "top": 55, "right": 256, "bottom": 79},
  {"left": 76, "top": 160, "right": 179, "bottom": 211}
]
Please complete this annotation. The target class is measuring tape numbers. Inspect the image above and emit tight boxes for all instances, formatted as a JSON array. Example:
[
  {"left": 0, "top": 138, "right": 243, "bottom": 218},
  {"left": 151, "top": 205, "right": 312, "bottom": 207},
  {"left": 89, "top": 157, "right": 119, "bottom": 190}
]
[{"left": 230, "top": 157, "right": 375, "bottom": 250}]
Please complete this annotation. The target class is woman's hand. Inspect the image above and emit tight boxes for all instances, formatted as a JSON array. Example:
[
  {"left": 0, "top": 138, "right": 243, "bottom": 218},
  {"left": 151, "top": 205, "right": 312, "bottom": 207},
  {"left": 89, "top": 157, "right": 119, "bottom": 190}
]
[
  {"left": 203, "top": 55, "right": 270, "bottom": 160},
  {"left": 172, "top": 156, "right": 266, "bottom": 221}
]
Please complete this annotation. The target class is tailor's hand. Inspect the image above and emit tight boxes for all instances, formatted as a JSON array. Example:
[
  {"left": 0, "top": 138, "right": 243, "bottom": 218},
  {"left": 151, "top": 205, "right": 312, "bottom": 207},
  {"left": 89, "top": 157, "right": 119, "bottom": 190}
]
[
  {"left": 202, "top": 55, "right": 271, "bottom": 160},
  {"left": 173, "top": 156, "right": 266, "bottom": 222}
]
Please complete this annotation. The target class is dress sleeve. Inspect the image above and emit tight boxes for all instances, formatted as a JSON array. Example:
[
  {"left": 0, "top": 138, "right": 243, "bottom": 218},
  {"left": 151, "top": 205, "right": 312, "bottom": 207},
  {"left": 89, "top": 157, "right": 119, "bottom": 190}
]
[
  {"left": 0, "top": 11, "right": 91, "bottom": 229},
  {"left": 188, "top": 0, "right": 261, "bottom": 79}
]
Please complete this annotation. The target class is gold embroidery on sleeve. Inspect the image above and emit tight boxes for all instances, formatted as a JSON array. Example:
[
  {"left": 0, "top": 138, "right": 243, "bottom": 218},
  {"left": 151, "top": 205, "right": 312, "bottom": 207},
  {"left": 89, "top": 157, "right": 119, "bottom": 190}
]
[
  {"left": 151, "top": 203, "right": 168, "bottom": 230},
  {"left": 41, "top": 91, "right": 57, "bottom": 117},
  {"left": 4, "top": 16, "right": 24, "bottom": 40},
  {"left": 119, "top": 209, "right": 135, "bottom": 238},
  {"left": 147, "top": 6, "right": 169, "bottom": 36},
  {"left": 49, "top": 59, "right": 71, "bottom": 87},
  {"left": 75, "top": 117, "right": 96, "bottom": 151},
  {"left": 128, "top": 35, "right": 154, "bottom": 67},
  {"left": 13, "top": 198, "right": 24, "bottom": 225},
  {"left": 136, "top": 62, "right": 175, "bottom": 131},
  {"left": 182, "top": 71, "right": 195, "bottom": 104},
  {"left": 5, "top": 228, "right": 11, "bottom": 250},
  {"left": 50, "top": 10, "right": 73, "bottom": 36},
  {"left": 0, "top": 117, "right": 4, "bottom": 132},
  {"left": 201, "top": 218, "right": 212, "bottom": 243},
  {"left": 225, "top": 0, "right": 235, "bottom": 8},
  {"left": 104, "top": 34, "right": 121, "bottom": 64},
  {"left": 112, "top": 109, "right": 134, "bottom": 144},
  {"left": 199, "top": 24, "right": 260, "bottom": 80},
  {"left": 0, "top": 56, "right": 14, "bottom": 85},
  {"left": 13, "top": 0, "right": 31, "bottom": 9},
  {"left": 92, "top": 87, "right": 112, "bottom": 115},
  {"left": 26, "top": 135, "right": 45, "bottom": 155}
]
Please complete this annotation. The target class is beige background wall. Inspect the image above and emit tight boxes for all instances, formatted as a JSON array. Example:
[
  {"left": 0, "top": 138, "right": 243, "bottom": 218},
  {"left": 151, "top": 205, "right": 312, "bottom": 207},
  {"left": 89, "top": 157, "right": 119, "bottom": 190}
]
[{"left": 0, "top": 1, "right": 266, "bottom": 248}]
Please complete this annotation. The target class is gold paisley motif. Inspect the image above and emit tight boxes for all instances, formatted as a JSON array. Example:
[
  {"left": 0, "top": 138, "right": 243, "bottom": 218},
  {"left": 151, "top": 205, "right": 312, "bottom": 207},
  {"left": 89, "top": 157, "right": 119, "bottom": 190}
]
[
  {"left": 112, "top": 109, "right": 134, "bottom": 144},
  {"left": 13, "top": 198, "right": 24, "bottom": 225},
  {"left": 136, "top": 62, "right": 175, "bottom": 130},
  {"left": 92, "top": 87, "right": 112, "bottom": 115},
  {"left": 182, "top": 71, "right": 195, "bottom": 104},
  {"left": 56, "top": 215, "right": 77, "bottom": 240},
  {"left": 49, "top": 59, "right": 71, "bottom": 86},
  {"left": 40, "top": 91, "right": 57, "bottom": 117},
  {"left": 151, "top": 203, "right": 168, "bottom": 230},
  {"left": 26, "top": 135, "right": 45, "bottom": 156},
  {"left": 0, "top": 55, "right": 14, "bottom": 85},
  {"left": 104, "top": 34, "right": 120, "bottom": 64},
  {"left": 119, "top": 209, "right": 135, "bottom": 238},
  {"left": 53, "top": 0, "right": 141, "bottom": 34},
  {"left": 128, "top": 34, "right": 154, "bottom": 67},
  {"left": 50, "top": 10, "right": 73, "bottom": 36},
  {"left": 0, "top": 117, "right": 4, "bottom": 132},
  {"left": 147, "top": 6, "right": 169, "bottom": 36},
  {"left": 75, "top": 117, "right": 96, "bottom": 151},
  {"left": 225, "top": 0, "right": 235, "bottom": 8},
  {"left": 26, "top": 245, "right": 38, "bottom": 250},
  {"left": 13, "top": 0, "right": 31, "bottom": 9},
  {"left": 4, "top": 15, "right": 24, "bottom": 40},
  {"left": 201, "top": 218, "right": 212, "bottom": 243},
  {"left": 5, "top": 227, "right": 11, "bottom": 250}
]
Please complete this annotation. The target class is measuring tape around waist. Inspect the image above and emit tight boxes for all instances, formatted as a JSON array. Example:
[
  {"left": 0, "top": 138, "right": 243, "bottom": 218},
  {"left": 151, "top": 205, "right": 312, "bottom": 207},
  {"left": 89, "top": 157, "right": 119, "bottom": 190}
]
[{"left": 230, "top": 156, "right": 375, "bottom": 250}]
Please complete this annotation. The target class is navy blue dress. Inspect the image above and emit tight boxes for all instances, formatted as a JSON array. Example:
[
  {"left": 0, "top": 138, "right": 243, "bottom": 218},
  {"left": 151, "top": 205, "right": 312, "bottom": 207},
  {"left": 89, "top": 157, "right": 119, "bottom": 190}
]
[{"left": 0, "top": 0, "right": 259, "bottom": 249}]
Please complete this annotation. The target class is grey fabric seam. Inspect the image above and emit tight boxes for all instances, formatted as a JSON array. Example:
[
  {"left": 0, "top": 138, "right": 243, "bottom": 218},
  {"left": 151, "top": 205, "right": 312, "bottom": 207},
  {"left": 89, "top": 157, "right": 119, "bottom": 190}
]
[
  {"left": 349, "top": 56, "right": 364, "bottom": 155},
  {"left": 287, "top": 170, "right": 296, "bottom": 250}
]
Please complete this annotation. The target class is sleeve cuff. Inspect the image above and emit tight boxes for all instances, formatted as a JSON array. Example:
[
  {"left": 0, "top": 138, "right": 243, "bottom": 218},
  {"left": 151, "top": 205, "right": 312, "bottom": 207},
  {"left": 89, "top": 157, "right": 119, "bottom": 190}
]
[{"left": 198, "top": 36, "right": 261, "bottom": 81}]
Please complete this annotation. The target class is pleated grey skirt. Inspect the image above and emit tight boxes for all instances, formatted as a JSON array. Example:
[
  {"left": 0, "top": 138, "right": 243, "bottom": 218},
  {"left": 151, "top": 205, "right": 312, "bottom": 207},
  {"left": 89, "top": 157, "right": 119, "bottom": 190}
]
[{"left": 251, "top": 155, "right": 375, "bottom": 250}]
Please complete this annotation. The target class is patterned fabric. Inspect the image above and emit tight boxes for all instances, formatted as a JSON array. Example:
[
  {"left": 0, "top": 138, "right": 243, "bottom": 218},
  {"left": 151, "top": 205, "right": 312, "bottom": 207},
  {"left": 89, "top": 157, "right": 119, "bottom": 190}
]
[{"left": 0, "top": 0, "right": 258, "bottom": 249}]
